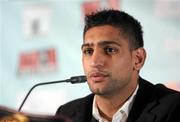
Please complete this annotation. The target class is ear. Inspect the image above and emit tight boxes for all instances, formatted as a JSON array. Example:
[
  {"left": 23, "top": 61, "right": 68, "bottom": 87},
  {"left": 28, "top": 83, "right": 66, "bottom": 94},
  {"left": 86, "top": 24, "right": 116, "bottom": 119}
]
[{"left": 132, "top": 47, "right": 146, "bottom": 71}]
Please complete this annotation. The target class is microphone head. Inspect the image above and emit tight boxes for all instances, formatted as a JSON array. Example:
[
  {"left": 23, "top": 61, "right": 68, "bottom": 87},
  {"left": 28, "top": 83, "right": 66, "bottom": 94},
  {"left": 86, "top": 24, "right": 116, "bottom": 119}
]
[{"left": 69, "top": 75, "right": 87, "bottom": 84}]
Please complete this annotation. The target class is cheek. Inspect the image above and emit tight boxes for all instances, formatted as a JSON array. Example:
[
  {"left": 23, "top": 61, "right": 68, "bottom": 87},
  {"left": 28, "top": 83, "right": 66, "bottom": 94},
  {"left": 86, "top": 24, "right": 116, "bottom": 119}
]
[
  {"left": 112, "top": 58, "right": 133, "bottom": 73},
  {"left": 82, "top": 58, "right": 86, "bottom": 69},
  {"left": 82, "top": 57, "right": 89, "bottom": 72}
]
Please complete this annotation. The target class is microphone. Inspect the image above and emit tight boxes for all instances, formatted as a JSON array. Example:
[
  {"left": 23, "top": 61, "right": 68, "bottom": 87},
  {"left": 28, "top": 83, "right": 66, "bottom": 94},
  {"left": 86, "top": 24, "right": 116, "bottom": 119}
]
[{"left": 18, "top": 75, "right": 87, "bottom": 112}]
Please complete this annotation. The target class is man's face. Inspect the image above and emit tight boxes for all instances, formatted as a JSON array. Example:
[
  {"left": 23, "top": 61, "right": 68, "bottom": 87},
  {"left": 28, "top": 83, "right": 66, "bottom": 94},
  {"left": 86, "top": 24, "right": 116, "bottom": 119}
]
[{"left": 82, "top": 25, "right": 136, "bottom": 96}]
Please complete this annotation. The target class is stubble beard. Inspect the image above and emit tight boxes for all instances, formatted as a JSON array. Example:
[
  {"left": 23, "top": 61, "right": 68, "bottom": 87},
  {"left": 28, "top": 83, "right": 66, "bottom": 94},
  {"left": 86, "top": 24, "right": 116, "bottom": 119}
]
[{"left": 88, "top": 76, "right": 132, "bottom": 97}]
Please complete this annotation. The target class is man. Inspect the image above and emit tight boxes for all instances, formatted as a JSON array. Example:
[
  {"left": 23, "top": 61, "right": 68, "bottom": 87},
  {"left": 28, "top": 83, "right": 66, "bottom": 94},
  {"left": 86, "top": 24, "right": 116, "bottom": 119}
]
[{"left": 56, "top": 9, "right": 180, "bottom": 122}]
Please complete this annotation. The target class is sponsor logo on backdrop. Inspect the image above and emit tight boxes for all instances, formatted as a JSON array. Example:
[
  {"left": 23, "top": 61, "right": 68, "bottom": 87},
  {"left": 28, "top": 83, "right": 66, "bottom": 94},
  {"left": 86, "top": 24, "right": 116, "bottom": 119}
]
[
  {"left": 18, "top": 48, "right": 57, "bottom": 75},
  {"left": 82, "top": 0, "right": 120, "bottom": 16},
  {"left": 166, "top": 82, "right": 180, "bottom": 91}
]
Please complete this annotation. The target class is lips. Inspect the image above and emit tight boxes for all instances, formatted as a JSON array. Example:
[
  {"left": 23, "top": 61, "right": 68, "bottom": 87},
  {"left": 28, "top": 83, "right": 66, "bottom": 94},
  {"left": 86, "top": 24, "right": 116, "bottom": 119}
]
[{"left": 88, "top": 72, "right": 108, "bottom": 82}]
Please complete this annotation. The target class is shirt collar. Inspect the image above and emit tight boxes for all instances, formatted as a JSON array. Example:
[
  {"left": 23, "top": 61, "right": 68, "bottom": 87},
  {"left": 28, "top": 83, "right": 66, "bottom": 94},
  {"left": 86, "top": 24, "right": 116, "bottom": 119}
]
[{"left": 92, "top": 84, "right": 139, "bottom": 121}]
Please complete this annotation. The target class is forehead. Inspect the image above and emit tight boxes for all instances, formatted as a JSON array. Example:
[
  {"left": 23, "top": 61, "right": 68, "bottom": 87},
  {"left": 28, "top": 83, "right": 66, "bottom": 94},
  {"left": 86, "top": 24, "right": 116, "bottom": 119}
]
[{"left": 83, "top": 25, "right": 128, "bottom": 46}]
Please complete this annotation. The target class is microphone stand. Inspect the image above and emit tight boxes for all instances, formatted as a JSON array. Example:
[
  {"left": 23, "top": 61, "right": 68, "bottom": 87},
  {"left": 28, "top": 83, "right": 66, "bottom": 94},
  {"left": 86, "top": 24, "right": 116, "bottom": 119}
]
[{"left": 18, "top": 75, "right": 86, "bottom": 112}]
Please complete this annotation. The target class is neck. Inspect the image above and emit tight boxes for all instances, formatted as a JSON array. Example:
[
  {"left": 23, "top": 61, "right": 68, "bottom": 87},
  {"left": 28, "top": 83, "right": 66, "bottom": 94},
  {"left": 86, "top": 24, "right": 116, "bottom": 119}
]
[{"left": 95, "top": 77, "right": 138, "bottom": 119}]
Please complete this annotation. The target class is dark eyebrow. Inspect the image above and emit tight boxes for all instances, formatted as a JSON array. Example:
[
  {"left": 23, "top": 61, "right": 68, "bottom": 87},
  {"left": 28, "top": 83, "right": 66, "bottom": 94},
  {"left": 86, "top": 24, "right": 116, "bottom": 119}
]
[
  {"left": 81, "top": 40, "right": 121, "bottom": 49},
  {"left": 98, "top": 41, "right": 121, "bottom": 47},
  {"left": 81, "top": 43, "right": 93, "bottom": 49}
]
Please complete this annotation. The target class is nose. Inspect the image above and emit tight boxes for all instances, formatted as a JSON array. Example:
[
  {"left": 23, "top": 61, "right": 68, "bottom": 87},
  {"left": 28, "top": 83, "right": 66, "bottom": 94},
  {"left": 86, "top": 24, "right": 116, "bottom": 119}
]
[{"left": 90, "top": 49, "right": 105, "bottom": 68}]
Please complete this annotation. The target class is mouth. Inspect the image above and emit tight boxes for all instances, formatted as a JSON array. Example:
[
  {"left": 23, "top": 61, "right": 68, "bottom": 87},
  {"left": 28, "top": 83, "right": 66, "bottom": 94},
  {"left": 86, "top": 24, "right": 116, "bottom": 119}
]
[{"left": 88, "top": 72, "right": 108, "bottom": 82}]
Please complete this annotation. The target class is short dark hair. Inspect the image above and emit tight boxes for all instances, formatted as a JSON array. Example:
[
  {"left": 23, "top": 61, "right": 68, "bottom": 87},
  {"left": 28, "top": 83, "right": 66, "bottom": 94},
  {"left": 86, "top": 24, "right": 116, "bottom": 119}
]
[{"left": 83, "top": 9, "right": 144, "bottom": 50}]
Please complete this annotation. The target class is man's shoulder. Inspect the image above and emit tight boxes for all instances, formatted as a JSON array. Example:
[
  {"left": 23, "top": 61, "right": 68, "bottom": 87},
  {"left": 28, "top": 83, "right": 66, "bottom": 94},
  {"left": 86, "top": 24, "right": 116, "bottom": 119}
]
[
  {"left": 153, "top": 83, "right": 180, "bottom": 103},
  {"left": 152, "top": 81, "right": 180, "bottom": 98},
  {"left": 56, "top": 94, "right": 94, "bottom": 115},
  {"left": 132, "top": 78, "right": 180, "bottom": 122},
  {"left": 137, "top": 77, "right": 180, "bottom": 109},
  {"left": 62, "top": 94, "right": 94, "bottom": 107},
  {"left": 140, "top": 77, "right": 180, "bottom": 94},
  {"left": 137, "top": 78, "right": 180, "bottom": 105}
]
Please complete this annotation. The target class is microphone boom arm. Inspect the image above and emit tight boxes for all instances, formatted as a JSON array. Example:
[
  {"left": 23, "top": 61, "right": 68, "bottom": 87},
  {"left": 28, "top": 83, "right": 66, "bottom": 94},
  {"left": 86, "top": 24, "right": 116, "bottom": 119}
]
[{"left": 18, "top": 75, "right": 86, "bottom": 112}]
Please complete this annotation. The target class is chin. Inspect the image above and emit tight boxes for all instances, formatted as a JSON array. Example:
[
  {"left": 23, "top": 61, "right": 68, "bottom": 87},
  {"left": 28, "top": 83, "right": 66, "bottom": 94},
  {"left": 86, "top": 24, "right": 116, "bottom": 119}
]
[
  {"left": 90, "top": 88, "right": 100, "bottom": 94},
  {"left": 90, "top": 88, "right": 106, "bottom": 95}
]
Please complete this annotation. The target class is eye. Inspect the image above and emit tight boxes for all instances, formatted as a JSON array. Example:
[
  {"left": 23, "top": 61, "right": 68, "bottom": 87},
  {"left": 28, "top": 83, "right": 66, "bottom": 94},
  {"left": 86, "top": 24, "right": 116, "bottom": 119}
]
[
  {"left": 82, "top": 48, "right": 94, "bottom": 56},
  {"left": 104, "top": 46, "right": 118, "bottom": 55}
]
